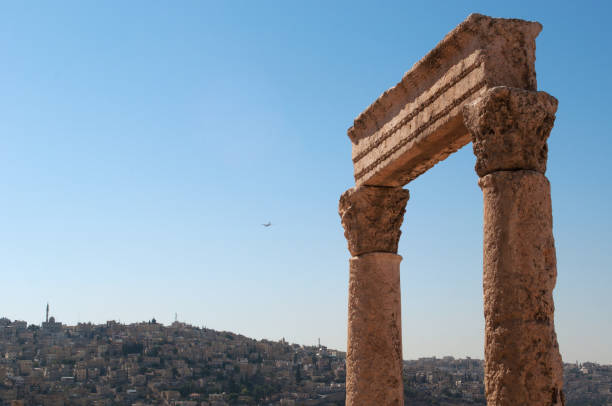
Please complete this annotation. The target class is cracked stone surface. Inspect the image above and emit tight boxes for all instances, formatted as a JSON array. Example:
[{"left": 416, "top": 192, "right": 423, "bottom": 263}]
[
  {"left": 479, "top": 170, "right": 564, "bottom": 406},
  {"left": 346, "top": 253, "right": 403, "bottom": 406}
]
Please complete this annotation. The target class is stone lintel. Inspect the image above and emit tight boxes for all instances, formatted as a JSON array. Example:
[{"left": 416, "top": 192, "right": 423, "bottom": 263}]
[
  {"left": 348, "top": 13, "right": 542, "bottom": 187},
  {"left": 463, "top": 86, "right": 558, "bottom": 177},
  {"left": 339, "top": 186, "right": 409, "bottom": 257}
]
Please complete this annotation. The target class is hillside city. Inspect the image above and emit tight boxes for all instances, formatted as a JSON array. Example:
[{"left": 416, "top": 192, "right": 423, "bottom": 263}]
[{"left": 0, "top": 315, "right": 610, "bottom": 406}]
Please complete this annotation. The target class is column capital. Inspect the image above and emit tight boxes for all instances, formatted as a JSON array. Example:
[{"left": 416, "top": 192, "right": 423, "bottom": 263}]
[
  {"left": 463, "top": 86, "right": 558, "bottom": 177},
  {"left": 339, "top": 186, "right": 409, "bottom": 257}
]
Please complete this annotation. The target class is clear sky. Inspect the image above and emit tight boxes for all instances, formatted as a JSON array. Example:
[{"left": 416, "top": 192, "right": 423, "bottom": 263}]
[{"left": 1, "top": 1, "right": 610, "bottom": 363}]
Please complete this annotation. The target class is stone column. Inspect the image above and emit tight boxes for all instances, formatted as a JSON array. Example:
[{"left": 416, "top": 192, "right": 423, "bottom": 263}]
[
  {"left": 339, "top": 186, "right": 409, "bottom": 406},
  {"left": 463, "top": 86, "right": 564, "bottom": 405}
]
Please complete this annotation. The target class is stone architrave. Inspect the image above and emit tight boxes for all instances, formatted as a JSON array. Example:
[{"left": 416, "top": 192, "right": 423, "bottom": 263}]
[
  {"left": 339, "top": 186, "right": 409, "bottom": 406},
  {"left": 349, "top": 14, "right": 542, "bottom": 187},
  {"left": 463, "top": 86, "right": 564, "bottom": 405}
]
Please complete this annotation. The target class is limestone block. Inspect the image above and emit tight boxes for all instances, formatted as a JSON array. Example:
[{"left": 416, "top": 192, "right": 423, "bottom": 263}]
[
  {"left": 339, "top": 186, "right": 409, "bottom": 256},
  {"left": 463, "top": 86, "right": 558, "bottom": 177},
  {"left": 346, "top": 252, "right": 403, "bottom": 406},
  {"left": 348, "top": 13, "right": 542, "bottom": 187},
  {"left": 480, "top": 170, "right": 564, "bottom": 406}
]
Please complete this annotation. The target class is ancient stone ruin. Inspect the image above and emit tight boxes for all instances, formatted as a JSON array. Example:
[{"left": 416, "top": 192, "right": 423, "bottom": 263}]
[{"left": 339, "top": 14, "right": 564, "bottom": 405}]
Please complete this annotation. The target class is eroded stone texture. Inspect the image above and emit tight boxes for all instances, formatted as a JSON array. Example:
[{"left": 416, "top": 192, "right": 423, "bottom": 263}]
[
  {"left": 346, "top": 253, "right": 403, "bottom": 406},
  {"left": 480, "top": 171, "right": 564, "bottom": 406},
  {"left": 348, "top": 13, "right": 543, "bottom": 187},
  {"left": 463, "top": 86, "right": 558, "bottom": 177},
  {"left": 339, "top": 13, "right": 563, "bottom": 406},
  {"left": 339, "top": 186, "right": 410, "bottom": 256},
  {"left": 339, "top": 186, "right": 408, "bottom": 405},
  {"left": 466, "top": 86, "right": 564, "bottom": 405}
]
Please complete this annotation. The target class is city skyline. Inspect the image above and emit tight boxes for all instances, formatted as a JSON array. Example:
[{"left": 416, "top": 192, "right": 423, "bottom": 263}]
[
  {"left": 1, "top": 1, "right": 611, "bottom": 365},
  {"left": 2, "top": 315, "right": 610, "bottom": 404}
]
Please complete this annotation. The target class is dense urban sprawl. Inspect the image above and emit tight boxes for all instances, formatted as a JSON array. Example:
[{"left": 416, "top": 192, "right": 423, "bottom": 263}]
[{"left": 0, "top": 317, "right": 610, "bottom": 405}]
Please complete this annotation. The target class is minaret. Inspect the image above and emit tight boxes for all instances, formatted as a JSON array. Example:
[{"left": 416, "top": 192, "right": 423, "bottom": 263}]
[{"left": 45, "top": 303, "right": 49, "bottom": 323}]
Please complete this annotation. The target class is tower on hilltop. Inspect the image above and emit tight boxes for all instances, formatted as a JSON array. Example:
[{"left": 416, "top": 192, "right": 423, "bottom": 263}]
[{"left": 42, "top": 303, "right": 60, "bottom": 332}]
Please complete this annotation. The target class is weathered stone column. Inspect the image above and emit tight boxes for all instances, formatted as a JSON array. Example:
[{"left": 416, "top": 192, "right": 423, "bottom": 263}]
[
  {"left": 463, "top": 86, "right": 564, "bottom": 405},
  {"left": 339, "top": 186, "right": 409, "bottom": 406}
]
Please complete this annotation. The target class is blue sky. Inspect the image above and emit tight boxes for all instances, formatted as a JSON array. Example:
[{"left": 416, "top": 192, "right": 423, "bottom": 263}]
[{"left": 1, "top": 1, "right": 610, "bottom": 363}]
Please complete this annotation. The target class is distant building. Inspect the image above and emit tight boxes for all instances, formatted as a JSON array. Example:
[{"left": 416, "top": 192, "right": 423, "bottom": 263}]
[
  {"left": 42, "top": 304, "right": 61, "bottom": 332},
  {"left": 42, "top": 316, "right": 61, "bottom": 332}
]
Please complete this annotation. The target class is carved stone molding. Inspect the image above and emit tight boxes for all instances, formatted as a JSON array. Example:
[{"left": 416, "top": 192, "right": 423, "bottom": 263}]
[
  {"left": 463, "top": 86, "right": 558, "bottom": 177},
  {"left": 339, "top": 186, "right": 409, "bottom": 257}
]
